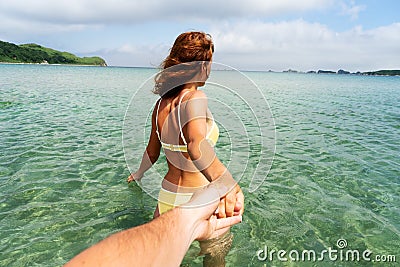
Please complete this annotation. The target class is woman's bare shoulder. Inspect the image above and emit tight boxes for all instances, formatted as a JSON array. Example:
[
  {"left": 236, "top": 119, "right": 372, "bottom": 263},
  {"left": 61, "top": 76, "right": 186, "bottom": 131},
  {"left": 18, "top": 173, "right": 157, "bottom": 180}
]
[
  {"left": 187, "top": 90, "right": 208, "bottom": 101},
  {"left": 182, "top": 90, "right": 208, "bottom": 116}
]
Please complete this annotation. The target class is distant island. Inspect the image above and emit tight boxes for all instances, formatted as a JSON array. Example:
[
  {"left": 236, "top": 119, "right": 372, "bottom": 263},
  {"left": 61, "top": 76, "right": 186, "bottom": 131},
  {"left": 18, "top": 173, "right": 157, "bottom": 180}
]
[
  {"left": 0, "top": 40, "right": 107, "bottom": 66},
  {"left": 281, "top": 68, "right": 400, "bottom": 76}
]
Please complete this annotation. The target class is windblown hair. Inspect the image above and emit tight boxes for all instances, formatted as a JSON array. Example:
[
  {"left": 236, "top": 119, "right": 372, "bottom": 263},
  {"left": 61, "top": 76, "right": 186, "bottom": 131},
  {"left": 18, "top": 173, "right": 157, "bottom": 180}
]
[{"left": 153, "top": 31, "right": 214, "bottom": 98}]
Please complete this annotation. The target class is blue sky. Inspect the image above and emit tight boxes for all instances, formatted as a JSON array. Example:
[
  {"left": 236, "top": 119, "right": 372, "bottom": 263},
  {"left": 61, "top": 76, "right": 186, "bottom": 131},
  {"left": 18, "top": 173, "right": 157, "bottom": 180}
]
[{"left": 0, "top": 0, "right": 399, "bottom": 71}]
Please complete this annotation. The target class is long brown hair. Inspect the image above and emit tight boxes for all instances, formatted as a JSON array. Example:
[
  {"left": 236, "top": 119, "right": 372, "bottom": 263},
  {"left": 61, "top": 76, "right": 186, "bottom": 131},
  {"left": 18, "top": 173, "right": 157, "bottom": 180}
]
[{"left": 153, "top": 31, "right": 214, "bottom": 98}]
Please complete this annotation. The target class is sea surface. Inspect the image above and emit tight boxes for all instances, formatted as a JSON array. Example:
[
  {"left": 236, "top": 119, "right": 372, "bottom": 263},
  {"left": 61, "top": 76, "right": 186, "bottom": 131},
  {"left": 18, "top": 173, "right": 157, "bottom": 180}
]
[{"left": 0, "top": 64, "right": 399, "bottom": 266}]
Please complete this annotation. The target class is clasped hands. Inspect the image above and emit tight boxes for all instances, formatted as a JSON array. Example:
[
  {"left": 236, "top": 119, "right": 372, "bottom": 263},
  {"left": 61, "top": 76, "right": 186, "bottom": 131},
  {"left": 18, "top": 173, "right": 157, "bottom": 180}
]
[
  {"left": 180, "top": 181, "right": 244, "bottom": 241},
  {"left": 127, "top": 172, "right": 244, "bottom": 220}
]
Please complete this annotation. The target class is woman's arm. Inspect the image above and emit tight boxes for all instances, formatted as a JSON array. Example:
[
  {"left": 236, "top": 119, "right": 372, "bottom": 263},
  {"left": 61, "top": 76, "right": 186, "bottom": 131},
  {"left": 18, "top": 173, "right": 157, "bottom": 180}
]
[
  {"left": 183, "top": 90, "right": 244, "bottom": 218},
  {"left": 128, "top": 106, "right": 161, "bottom": 182}
]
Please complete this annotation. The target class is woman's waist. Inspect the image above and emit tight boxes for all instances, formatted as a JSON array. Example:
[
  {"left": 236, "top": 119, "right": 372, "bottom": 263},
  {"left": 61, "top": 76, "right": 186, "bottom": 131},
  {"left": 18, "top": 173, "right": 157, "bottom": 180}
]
[{"left": 162, "top": 171, "right": 209, "bottom": 192}]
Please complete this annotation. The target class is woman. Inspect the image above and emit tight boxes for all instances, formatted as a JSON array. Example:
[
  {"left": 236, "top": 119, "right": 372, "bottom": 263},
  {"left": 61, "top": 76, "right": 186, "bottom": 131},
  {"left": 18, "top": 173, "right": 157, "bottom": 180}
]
[{"left": 128, "top": 31, "right": 244, "bottom": 266}]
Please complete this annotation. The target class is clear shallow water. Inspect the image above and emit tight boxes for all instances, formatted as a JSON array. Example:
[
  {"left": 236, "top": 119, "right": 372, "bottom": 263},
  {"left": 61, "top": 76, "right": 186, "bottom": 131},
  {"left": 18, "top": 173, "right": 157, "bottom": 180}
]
[{"left": 0, "top": 64, "right": 399, "bottom": 266}]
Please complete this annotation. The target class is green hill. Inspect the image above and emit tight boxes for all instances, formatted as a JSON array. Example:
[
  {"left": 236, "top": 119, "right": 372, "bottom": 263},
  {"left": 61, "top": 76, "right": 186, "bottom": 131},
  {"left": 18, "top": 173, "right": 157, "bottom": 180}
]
[
  {"left": 362, "top": 70, "right": 400, "bottom": 76},
  {"left": 0, "top": 40, "right": 107, "bottom": 66}
]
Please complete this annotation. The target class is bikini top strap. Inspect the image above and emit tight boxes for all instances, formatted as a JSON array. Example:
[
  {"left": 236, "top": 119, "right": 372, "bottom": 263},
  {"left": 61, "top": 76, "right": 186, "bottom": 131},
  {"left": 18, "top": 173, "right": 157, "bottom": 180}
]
[
  {"left": 155, "top": 98, "right": 162, "bottom": 140},
  {"left": 178, "top": 91, "right": 190, "bottom": 145}
]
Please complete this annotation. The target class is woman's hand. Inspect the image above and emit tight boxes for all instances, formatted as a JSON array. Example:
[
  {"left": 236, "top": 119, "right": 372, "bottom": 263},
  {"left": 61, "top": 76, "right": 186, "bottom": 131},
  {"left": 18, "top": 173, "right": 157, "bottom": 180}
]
[
  {"left": 127, "top": 172, "right": 143, "bottom": 183},
  {"left": 217, "top": 184, "right": 244, "bottom": 218}
]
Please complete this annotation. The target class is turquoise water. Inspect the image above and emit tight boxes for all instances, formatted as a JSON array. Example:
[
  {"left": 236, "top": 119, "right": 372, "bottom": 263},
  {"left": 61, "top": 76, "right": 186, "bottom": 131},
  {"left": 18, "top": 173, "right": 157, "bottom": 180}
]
[{"left": 1, "top": 64, "right": 399, "bottom": 266}]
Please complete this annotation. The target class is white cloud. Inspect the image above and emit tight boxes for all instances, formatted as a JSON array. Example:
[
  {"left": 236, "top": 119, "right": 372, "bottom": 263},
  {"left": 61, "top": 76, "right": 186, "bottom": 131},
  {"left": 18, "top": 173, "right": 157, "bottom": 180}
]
[
  {"left": 0, "top": 0, "right": 334, "bottom": 26},
  {"left": 97, "top": 43, "right": 169, "bottom": 67},
  {"left": 339, "top": 0, "right": 366, "bottom": 20},
  {"left": 0, "top": 0, "right": 398, "bottom": 71},
  {"left": 83, "top": 20, "right": 400, "bottom": 71},
  {"left": 209, "top": 20, "right": 400, "bottom": 72}
]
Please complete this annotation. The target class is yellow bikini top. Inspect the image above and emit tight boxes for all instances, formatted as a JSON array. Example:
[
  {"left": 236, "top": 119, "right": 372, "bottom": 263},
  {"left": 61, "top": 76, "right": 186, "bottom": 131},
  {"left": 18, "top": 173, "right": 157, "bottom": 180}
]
[{"left": 155, "top": 91, "right": 219, "bottom": 152}]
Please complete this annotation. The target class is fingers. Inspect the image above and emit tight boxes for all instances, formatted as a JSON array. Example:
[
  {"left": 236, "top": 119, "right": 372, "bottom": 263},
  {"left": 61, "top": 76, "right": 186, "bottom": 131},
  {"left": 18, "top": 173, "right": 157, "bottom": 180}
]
[
  {"left": 187, "top": 184, "right": 245, "bottom": 241},
  {"left": 196, "top": 214, "right": 243, "bottom": 241},
  {"left": 217, "top": 198, "right": 226, "bottom": 218},
  {"left": 216, "top": 184, "right": 244, "bottom": 218},
  {"left": 233, "top": 202, "right": 242, "bottom": 215},
  {"left": 183, "top": 182, "right": 231, "bottom": 216},
  {"left": 224, "top": 189, "right": 237, "bottom": 217},
  {"left": 234, "top": 186, "right": 245, "bottom": 215},
  {"left": 127, "top": 173, "right": 143, "bottom": 183},
  {"left": 185, "top": 185, "right": 220, "bottom": 207},
  {"left": 215, "top": 215, "right": 242, "bottom": 230}
]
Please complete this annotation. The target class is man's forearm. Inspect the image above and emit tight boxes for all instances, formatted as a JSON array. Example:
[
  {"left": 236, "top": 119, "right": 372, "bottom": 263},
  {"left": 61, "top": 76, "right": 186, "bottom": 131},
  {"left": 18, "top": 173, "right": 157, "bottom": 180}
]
[
  {"left": 65, "top": 208, "right": 195, "bottom": 267},
  {"left": 138, "top": 208, "right": 195, "bottom": 266}
]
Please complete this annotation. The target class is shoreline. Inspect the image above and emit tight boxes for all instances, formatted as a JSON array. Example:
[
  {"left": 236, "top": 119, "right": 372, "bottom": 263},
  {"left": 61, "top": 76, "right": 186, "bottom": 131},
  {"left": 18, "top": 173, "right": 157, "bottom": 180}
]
[
  {"left": 1, "top": 62, "right": 399, "bottom": 76},
  {"left": 0, "top": 61, "right": 106, "bottom": 67}
]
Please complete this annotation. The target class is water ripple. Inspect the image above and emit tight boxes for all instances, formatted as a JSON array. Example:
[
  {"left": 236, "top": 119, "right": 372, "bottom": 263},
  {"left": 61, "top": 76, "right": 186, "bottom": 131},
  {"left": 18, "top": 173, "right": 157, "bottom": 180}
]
[{"left": 1, "top": 66, "right": 399, "bottom": 266}]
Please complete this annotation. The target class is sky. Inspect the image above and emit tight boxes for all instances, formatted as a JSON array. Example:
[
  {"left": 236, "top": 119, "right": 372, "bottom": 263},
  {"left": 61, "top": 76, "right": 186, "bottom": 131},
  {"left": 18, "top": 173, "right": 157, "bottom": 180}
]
[{"left": 0, "top": 0, "right": 399, "bottom": 72}]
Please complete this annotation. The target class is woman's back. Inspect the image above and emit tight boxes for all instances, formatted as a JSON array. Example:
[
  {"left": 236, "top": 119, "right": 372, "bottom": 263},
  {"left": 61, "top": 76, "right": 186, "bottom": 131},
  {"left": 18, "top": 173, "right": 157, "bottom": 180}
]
[{"left": 155, "top": 89, "right": 211, "bottom": 189}]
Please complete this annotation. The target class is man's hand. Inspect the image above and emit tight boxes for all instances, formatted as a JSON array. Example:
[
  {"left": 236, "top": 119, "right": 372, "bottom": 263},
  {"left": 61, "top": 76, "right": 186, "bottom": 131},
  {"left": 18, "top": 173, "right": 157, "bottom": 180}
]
[{"left": 180, "top": 183, "right": 244, "bottom": 241}]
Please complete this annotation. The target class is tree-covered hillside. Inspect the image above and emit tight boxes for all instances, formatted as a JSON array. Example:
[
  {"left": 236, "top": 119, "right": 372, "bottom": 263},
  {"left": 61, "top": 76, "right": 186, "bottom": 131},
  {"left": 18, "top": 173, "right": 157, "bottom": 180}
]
[
  {"left": 0, "top": 40, "right": 106, "bottom": 66},
  {"left": 363, "top": 70, "right": 400, "bottom": 76}
]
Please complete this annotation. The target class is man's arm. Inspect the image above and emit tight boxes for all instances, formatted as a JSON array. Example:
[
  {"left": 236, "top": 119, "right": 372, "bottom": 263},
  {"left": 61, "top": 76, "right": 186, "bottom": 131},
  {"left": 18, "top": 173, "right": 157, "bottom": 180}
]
[
  {"left": 64, "top": 208, "right": 193, "bottom": 267},
  {"left": 65, "top": 184, "right": 243, "bottom": 267}
]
